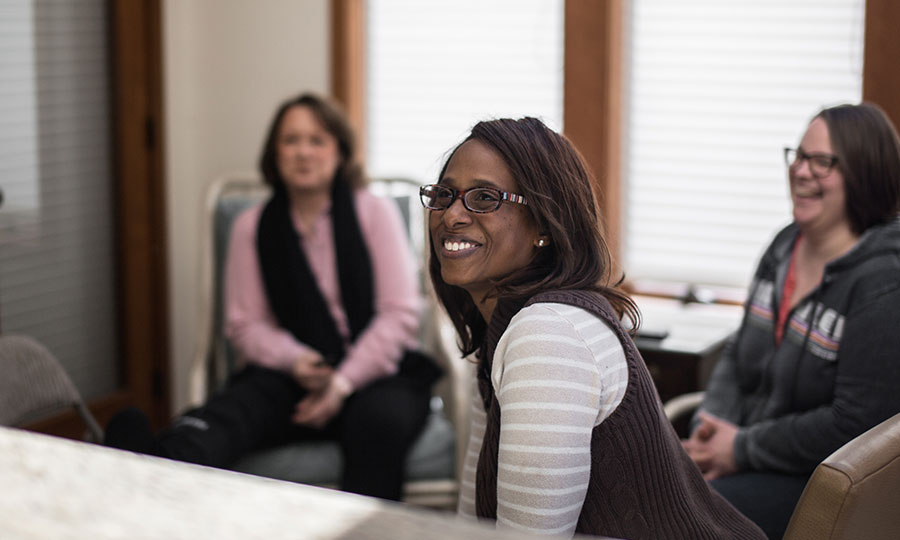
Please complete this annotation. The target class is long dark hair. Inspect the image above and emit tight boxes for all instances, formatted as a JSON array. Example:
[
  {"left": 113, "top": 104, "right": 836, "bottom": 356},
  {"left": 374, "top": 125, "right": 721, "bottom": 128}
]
[
  {"left": 429, "top": 117, "right": 639, "bottom": 355},
  {"left": 258, "top": 92, "right": 367, "bottom": 192},
  {"left": 816, "top": 102, "right": 900, "bottom": 235}
]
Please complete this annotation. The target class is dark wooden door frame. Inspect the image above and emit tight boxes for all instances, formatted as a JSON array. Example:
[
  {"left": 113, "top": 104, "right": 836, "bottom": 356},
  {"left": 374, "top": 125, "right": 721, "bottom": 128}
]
[
  {"left": 26, "top": 0, "right": 170, "bottom": 438},
  {"left": 109, "top": 0, "right": 170, "bottom": 428}
]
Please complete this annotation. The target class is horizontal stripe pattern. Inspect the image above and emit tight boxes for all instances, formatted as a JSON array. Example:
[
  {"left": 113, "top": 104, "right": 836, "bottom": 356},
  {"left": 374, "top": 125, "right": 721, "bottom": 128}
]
[{"left": 457, "top": 302, "right": 628, "bottom": 536}]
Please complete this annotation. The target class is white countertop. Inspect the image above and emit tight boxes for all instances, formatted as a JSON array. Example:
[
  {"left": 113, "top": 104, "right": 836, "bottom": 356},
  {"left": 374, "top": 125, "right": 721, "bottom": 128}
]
[{"left": 1, "top": 426, "right": 600, "bottom": 540}]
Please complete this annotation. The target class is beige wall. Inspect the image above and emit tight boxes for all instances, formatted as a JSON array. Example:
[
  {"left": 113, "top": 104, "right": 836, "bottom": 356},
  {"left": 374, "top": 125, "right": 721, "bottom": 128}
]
[{"left": 163, "top": 0, "right": 331, "bottom": 412}]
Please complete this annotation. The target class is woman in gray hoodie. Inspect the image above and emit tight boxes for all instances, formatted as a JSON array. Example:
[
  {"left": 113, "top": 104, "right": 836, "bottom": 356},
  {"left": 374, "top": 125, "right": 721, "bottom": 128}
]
[{"left": 684, "top": 102, "right": 900, "bottom": 539}]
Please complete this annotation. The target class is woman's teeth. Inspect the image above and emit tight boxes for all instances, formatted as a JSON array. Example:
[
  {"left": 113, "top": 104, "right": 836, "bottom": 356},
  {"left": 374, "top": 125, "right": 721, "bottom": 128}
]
[{"left": 444, "top": 240, "right": 475, "bottom": 252}]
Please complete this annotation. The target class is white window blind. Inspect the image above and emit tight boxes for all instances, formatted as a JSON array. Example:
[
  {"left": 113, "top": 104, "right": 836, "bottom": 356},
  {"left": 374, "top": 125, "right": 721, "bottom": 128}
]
[
  {"left": 366, "top": 0, "right": 564, "bottom": 185},
  {"left": 0, "top": 0, "right": 117, "bottom": 399},
  {"left": 625, "top": 0, "right": 865, "bottom": 291}
]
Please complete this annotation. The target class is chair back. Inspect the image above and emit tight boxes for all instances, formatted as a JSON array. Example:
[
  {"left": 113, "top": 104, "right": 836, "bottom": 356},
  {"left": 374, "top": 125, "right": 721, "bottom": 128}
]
[
  {"left": 784, "top": 411, "right": 900, "bottom": 540},
  {"left": 190, "top": 176, "right": 270, "bottom": 402},
  {"left": 0, "top": 334, "right": 103, "bottom": 441}
]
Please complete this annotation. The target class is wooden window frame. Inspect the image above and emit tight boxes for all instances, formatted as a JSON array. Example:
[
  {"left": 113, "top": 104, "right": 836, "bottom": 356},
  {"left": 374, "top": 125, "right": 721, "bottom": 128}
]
[
  {"left": 331, "top": 0, "right": 367, "bottom": 158},
  {"left": 333, "top": 0, "right": 900, "bottom": 296},
  {"left": 563, "top": 0, "right": 624, "bottom": 271},
  {"left": 329, "top": 0, "right": 623, "bottom": 254},
  {"left": 863, "top": 0, "right": 900, "bottom": 128}
]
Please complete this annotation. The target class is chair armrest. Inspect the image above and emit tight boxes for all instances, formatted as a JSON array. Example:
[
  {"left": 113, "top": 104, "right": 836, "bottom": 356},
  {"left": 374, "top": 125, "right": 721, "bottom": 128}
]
[
  {"left": 419, "top": 298, "right": 474, "bottom": 482},
  {"left": 663, "top": 391, "right": 705, "bottom": 424}
]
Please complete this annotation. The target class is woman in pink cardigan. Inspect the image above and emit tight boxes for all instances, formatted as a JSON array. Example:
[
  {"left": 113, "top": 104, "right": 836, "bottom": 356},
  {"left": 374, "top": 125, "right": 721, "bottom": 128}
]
[{"left": 106, "top": 93, "right": 438, "bottom": 500}]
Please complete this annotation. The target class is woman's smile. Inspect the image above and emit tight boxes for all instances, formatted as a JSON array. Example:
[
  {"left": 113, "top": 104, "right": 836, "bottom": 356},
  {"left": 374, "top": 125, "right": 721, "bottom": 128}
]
[
  {"left": 429, "top": 140, "right": 539, "bottom": 304},
  {"left": 440, "top": 236, "right": 482, "bottom": 255}
]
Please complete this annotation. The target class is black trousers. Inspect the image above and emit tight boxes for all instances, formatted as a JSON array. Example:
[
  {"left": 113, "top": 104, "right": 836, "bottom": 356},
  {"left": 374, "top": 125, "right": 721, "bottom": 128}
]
[
  {"left": 710, "top": 471, "right": 811, "bottom": 540},
  {"left": 159, "top": 365, "right": 431, "bottom": 501}
]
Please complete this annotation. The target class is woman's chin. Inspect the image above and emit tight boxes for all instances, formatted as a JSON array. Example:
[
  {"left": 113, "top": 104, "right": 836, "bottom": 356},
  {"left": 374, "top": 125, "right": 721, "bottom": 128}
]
[{"left": 792, "top": 206, "right": 818, "bottom": 228}]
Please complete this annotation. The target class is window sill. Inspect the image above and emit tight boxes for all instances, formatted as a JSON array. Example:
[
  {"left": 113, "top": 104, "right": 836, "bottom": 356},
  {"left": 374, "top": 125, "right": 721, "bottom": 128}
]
[{"left": 623, "top": 279, "right": 746, "bottom": 306}]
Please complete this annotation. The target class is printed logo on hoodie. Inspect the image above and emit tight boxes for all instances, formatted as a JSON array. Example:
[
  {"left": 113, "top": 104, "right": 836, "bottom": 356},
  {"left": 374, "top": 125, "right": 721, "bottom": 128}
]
[
  {"left": 785, "top": 302, "right": 844, "bottom": 361},
  {"left": 746, "top": 278, "right": 843, "bottom": 361}
]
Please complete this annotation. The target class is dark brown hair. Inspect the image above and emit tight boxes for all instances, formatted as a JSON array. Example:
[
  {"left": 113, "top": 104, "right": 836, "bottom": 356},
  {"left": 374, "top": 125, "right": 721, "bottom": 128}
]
[
  {"left": 429, "top": 117, "right": 639, "bottom": 355},
  {"left": 258, "top": 92, "right": 367, "bottom": 191},
  {"left": 815, "top": 102, "right": 900, "bottom": 235}
]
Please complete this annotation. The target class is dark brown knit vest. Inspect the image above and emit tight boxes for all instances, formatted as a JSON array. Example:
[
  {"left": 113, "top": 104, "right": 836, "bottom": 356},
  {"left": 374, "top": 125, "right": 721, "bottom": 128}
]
[{"left": 474, "top": 290, "right": 765, "bottom": 540}]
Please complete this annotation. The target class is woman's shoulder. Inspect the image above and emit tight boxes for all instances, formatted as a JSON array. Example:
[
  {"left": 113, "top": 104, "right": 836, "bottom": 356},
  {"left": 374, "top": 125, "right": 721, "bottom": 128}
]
[
  {"left": 766, "top": 222, "right": 799, "bottom": 256},
  {"left": 750, "top": 222, "right": 798, "bottom": 276},
  {"left": 507, "top": 302, "right": 614, "bottom": 341},
  {"left": 353, "top": 187, "right": 407, "bottom": 234},
  {"left": 230, "top": 202, "right": 265, "bottom": 238},
  {"left": 496, "top": 302, "right": 622, "bottom": 385},
  {"left": 353, "top": 187, "right": 394, "bottom": 214}
]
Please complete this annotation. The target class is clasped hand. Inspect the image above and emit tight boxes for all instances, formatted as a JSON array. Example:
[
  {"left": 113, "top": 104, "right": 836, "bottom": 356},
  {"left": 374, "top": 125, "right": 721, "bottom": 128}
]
[
  {"left": 292, "top": 378, "right": 349, "bottom": 428},
  {"left": 682, "top": 411, "right": 739, "bottom": 481},
  {"left": 290, "top": 352, "right": 351, "bottom": 429},
  {"left": 292, "top": 350, "right": 333, "bottom": 392}
]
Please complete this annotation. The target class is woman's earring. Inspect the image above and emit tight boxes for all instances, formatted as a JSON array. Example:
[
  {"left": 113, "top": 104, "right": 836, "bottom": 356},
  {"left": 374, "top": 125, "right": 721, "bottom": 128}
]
[{"left": 536, "top": 238, "right": 547, "bottom": 247}]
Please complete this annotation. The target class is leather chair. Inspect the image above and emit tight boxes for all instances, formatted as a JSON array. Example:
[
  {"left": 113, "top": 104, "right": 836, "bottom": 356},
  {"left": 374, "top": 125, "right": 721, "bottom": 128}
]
[
  {"left": 783, "top": 411, "right": 900, "bottom": 540},
  {"left": 189, "top": 175, "right": 469, "bottom": 509},
  {"left": 665, "top": 393, "right": 900, "bottom": 538}
]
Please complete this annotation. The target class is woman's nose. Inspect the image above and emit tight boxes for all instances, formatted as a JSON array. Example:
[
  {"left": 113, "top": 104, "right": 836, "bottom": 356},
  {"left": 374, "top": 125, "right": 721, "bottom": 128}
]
[
  {"left": 793, "top": 157, "right": 813, "bottom": 178},
  {"left": 441, "top": 196, "right": 471, "bottom": 225}
]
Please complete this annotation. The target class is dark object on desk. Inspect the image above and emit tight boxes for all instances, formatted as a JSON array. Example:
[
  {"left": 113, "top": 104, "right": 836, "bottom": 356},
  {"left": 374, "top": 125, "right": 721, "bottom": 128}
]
[{"left": 635, "top": 328, "right": 670, "bottom": 341}]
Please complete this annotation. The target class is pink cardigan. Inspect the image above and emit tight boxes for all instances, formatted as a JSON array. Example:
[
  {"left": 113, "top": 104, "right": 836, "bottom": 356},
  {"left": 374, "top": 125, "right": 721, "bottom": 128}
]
[{"left": 224, "top": 188, "right": 422, "bottom": 391}]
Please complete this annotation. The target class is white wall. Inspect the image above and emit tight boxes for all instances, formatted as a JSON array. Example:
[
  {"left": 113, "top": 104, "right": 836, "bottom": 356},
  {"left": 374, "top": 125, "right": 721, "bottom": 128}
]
[{"left": 163, "top": 0, "right": 330, "bottom": 412}]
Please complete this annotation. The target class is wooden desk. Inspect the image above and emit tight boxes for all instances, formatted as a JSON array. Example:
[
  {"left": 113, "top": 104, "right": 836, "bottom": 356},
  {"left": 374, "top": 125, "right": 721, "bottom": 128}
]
[
  {"left": 632, "top": 296, "right": 743, "bottom": 403},
  {"left": 0, "top": 427, "right": 607, "bottom": 539}
]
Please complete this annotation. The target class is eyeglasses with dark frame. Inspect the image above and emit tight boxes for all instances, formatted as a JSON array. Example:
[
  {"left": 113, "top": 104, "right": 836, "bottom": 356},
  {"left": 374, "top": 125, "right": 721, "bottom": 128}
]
[
  {"left": 419, "top": 184, "right": 528, "bottom": 214},
  {"left": 784, "top": 147, "right": 840, "bottom": 178}
]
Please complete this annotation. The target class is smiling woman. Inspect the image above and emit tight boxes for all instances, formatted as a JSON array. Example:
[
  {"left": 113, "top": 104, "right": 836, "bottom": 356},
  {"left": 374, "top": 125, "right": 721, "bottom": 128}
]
[
  {"left": 685, "top": 103, "right": 900, "bottom": 539},
  {"left": 423, "top": 117, "right": 765, "bottom": 539}
]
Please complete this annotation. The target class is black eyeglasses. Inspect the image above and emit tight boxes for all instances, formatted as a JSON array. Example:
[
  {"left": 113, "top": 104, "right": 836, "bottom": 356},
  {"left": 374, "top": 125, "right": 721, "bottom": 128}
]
[
  {"left": 419, "top": 184, "right": 528, "bottom": 214},
  {"left": 784, "top": 147, "right": 839, "bottom": 178}
]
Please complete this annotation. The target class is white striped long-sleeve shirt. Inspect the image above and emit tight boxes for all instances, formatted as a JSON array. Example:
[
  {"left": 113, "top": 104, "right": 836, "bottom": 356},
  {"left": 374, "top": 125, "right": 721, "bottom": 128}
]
[{"left": 457, "top": 302, "right": 628, "bottom": 538}]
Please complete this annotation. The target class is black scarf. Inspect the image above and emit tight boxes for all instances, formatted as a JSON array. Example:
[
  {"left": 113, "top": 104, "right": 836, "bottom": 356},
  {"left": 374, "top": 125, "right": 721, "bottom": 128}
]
[{"left": 256, "top": 179, "right": 374, "bottom": 365}]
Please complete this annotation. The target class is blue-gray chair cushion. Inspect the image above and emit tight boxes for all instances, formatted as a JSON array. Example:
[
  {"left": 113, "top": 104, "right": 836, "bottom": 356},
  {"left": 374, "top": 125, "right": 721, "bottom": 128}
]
[{"left": 230, "top": 410, "right": 455, "bottom": 486}]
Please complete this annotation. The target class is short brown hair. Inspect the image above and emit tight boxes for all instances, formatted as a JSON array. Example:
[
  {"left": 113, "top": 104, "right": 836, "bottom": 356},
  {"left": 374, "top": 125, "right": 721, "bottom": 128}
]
[
  {"left": 816, "top": 102, "right": 900, "bottom": 235},
  {"left": 258, "top": 92, "right": 366, "bottom": 191},
  {"left": 429, "top": 117, "right": 638, "bottom": 355}
]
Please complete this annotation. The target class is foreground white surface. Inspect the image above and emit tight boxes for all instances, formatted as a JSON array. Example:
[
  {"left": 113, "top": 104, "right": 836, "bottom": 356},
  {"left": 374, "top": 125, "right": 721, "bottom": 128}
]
[{"left": 0, "top": 426, "right": 596, "bottom": 540}]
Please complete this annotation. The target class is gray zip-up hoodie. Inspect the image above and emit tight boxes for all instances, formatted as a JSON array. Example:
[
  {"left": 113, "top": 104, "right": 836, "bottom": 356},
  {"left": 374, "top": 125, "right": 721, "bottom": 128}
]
[{"left": 700, "top": 217, "right": 900, "bottom": 474}]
